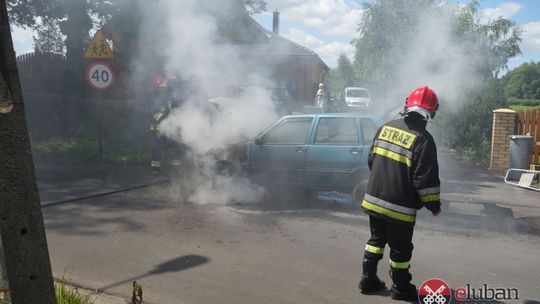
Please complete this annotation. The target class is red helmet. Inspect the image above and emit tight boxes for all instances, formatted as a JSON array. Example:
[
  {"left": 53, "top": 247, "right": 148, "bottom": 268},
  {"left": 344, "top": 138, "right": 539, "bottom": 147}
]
[
  {"left": 405, "top": 86, "right": 439, "bottom": 113},
  {"left": 153, "top": 75, "right": 168, "bottom": 89}
]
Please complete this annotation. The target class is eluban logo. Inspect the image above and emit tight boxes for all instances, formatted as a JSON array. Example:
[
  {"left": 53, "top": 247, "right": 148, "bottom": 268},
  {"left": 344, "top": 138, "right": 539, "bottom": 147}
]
[
  {"left": 455, "top": 284, "right": 519, "bottom": 301},
  {"left": 419, "top": 278, "right": 452, "bottom": 304},
  {"left": 420, "top": 278, "right": 521, "bottom": 303}
]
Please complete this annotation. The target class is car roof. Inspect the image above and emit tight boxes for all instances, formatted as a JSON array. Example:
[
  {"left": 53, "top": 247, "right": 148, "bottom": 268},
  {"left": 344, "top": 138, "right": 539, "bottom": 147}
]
[
  {"left": 282, "top": 113, "right": 380, "bottom": 119},
  {"left": 345, "top": 87, "right": 369, "bottom": 91}
]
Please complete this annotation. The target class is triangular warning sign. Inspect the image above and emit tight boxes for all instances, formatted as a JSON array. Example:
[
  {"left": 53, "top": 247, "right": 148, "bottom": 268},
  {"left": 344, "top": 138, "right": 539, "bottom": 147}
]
[{"left": 84, "top": 30, "right": 114, "bottom": 59}]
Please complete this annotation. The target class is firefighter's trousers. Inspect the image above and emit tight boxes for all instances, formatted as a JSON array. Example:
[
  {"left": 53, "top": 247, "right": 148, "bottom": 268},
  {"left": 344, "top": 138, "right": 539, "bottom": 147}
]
[{"left": 364, "top": 215, "right": 414, "bottom": 270}]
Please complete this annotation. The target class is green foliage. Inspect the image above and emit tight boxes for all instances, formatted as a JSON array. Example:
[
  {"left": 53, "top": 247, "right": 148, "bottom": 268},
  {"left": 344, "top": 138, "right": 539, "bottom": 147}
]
[
  {"left": 502, "top": 62, "right": 540, "bottom": 99},
  {"left": 8, "top": 0, "right": 267, "bottom": 55},
  {"left": 352, "top": 0, "right": 521, "bottom": 161},
  {"left": 326, "top": 54, "right": 355, "bottom": 101},
  {"left": 352, "top": 0, "right": 521, "bottom": 93},
  {"left": 35, "top": 135, "right": 151, "bottom": 167},
  {"left": 6, "top": 0, "right": 61, "bottom": 28},
  {"left": 510, "top": 104, "right": 540, "bottom": 111},
  {"left": 353, "top": 0, "right": 435, "bottom": 93},
  {"left": 434, "top": 78, "right": 507, "bottom": 162},
  {"left": 55, "top": 280, "right": 94, "bottom": 304},
  {"left": 507, "top": 97, "right": 540, "bottom": 106},
  {"left": 33, "top": 18, "right": 65, "bottom": 53},
  {"left": 507, "top": 96, "right": 540, "bottom": 111},
  {"left": 7, "top": 0, "right": 94, "bottom": 55}
]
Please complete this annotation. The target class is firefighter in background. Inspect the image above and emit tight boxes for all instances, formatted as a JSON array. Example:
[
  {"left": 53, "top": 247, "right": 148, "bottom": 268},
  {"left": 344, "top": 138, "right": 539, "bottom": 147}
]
[
  {"left": 315, "top": 82, "right": 329, "bottom": 113},
  {"left": 358, "top": 86, "right": 441, "bottom": 301},
  {"left": 150, "top": 75, "right": 183, "bottom": 173}
]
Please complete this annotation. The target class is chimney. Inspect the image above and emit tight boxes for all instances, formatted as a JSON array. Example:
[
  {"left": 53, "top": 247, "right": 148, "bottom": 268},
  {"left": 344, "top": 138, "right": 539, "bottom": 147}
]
[{"left": 272, "top": 10, "right": 280, "bottom": 35}]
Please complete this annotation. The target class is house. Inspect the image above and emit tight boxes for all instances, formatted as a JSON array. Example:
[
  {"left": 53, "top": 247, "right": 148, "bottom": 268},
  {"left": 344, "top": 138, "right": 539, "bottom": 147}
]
[
  {"left": 219, "top": 11, "right": 329, "bottom": 105},
  {"left": 104, "top": 6, "right": 329, "bottom": 107}
]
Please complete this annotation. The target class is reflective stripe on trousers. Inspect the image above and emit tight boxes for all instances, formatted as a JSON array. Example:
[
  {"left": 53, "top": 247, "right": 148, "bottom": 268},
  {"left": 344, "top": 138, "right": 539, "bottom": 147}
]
[
  {"left": 365, "top": 244, "right": 384, "bottom": 255},
  {"left": 362, "top": 194, "right": 417, "bottom": 223},
  {"left": 390, "top": 259, "right": 410, "bottom": 269}
]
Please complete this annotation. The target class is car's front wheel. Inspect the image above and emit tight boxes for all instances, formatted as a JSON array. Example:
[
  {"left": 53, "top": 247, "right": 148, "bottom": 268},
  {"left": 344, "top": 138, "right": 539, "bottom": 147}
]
[{"left": 216, "top": 160, "right": 238, "bottom": 176}]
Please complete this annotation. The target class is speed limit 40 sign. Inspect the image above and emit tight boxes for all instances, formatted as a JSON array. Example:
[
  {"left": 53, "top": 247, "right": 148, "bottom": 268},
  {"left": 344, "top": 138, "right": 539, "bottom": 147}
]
[{"left": 85, "top": 62, "right": 115, "bottom": 90}]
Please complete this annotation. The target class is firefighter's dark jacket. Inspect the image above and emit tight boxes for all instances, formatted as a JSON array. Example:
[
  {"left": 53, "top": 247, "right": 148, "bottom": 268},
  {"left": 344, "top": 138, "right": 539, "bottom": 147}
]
[
  {"left": 150, "top": 97, "right": 177, "bottom": 133},
  {"left": 361, "top": 113, "right": 441, "bottom": 224}
]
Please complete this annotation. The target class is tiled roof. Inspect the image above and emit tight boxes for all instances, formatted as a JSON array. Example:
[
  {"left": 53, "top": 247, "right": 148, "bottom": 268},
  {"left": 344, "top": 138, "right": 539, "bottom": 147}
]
[{"left": 229, "top": 16, "right": 329, "bottom": 70}]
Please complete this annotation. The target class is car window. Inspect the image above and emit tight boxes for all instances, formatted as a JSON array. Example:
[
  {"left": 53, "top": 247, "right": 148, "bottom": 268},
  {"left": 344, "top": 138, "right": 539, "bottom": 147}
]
[
  {"left": 314, "top": 118, "right": 358, "bottom": 145},
  {"left": 361, "top": 118, "right": 377, "bottom": 146},
  {"left": 263, "top": 118, "right": 313, "bottom": 145}
]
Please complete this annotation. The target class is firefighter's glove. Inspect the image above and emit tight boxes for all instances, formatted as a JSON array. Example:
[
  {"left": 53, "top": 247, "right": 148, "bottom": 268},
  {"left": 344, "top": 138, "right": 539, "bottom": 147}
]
[{"left": 425, "top": 202, "right": 441, "bottom": 216}]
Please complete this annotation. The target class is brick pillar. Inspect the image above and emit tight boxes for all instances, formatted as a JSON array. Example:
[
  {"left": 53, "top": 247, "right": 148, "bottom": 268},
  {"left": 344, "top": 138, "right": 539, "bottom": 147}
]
[{"left": 490, "top": 109, "right": 518, "bottom": 172}]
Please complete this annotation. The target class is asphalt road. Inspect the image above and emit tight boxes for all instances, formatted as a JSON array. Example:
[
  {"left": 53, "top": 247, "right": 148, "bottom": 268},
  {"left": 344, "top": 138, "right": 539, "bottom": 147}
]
[{"left": 42, "top": 150, "right": 540, "bottom": 304}]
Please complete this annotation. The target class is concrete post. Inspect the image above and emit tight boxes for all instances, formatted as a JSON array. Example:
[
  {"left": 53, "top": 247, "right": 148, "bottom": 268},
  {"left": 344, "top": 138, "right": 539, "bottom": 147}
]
[
  {"left": 0, "top": 1, "right": 57, "bottom": 303},
  {"left": 490, "top": 109, "right": 518, "bottom": 172}
]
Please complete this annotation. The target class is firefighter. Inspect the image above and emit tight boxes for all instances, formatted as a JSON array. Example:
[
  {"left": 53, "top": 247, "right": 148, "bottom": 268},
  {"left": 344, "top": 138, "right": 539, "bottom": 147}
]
[
  {"left": 358, "top": 86, "right": 441, "bottom": 301},
  {"left": 150, "top": 75, "right": 183, "bottom": 173}
]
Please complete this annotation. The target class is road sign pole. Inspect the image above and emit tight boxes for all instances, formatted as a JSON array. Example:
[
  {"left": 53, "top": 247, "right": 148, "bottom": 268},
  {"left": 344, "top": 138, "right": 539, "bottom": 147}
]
[
  {"left": 84, "top": 61, "right": 115, "bottom": 159},
  {"left": 97, "top": 92, "right": 103, "bottom": 159}
]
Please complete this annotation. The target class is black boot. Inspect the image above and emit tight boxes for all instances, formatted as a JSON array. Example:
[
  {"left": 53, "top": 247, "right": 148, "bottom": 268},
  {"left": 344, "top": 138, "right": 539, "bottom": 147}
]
[
  {"left": 358, "top": 259, "right": 386, "bottom": 294},
  {"left": 389, "top": 268, "right": 417, "bottom": 301}
]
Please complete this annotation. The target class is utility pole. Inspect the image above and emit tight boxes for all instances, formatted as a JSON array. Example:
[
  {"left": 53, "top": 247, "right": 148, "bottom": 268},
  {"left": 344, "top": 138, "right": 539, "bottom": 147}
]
[{"left": 0, "top": 1, "right": 57, "bottom": 303}]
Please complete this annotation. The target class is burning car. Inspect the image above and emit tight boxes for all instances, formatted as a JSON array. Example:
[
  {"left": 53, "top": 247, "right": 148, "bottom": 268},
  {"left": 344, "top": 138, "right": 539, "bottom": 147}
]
[{"left": 217, "top": 113, "right": 383, "bottom": 201}]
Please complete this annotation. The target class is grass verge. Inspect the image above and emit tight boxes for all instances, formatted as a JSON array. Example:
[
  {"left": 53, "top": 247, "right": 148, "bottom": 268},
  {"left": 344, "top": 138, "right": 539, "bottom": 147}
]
[
  {"left": 34, "top": 136, "right": 151, "bottom": 167},
  {"left": 55, "top": 280, "right": 94, "bottom": 304}
]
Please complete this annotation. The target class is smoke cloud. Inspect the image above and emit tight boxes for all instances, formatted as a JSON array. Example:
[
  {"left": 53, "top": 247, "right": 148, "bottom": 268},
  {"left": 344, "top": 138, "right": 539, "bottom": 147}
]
[
  {"left": 134, "top": 0, "right": 280, "bottom": 204},
  {"left": 393, "top": 9, "right": 483, "bottom": 109},
  {"left": 364, "top": 4, "right": 490, "bottom": 118}
]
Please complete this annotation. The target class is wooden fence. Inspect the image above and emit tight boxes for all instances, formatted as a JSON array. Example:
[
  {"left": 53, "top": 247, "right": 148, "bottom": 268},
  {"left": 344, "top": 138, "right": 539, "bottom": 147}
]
[
  {"left": 517, "top": 109, "right": 540, "bottom": 165},
  {"left": 16, "top": 51, "right": 66, "bottom": 94}
]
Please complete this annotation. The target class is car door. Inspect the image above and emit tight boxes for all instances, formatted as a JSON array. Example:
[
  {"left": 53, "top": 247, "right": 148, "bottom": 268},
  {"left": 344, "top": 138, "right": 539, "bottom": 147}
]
[
  {"left": 249, "top": 117, "right": 314, "bottom": 186},
  {"left": 303, "top": 117, "right": 362, "bottom": 188},
  {"left": 360, "top": 117, "right": 378, "bottom": 166}
]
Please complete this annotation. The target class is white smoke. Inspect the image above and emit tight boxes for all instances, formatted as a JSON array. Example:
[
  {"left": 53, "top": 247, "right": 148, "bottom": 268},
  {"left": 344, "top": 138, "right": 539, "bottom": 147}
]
[
  {"left": 366, "top": 4, "right": 490, "bottom": 118},
  {"left": 160, "top": 86, "right": 278, "bottom": 154},
  {"left": 136, "top": 0, "right": 280, "bottom": 204},
  {"left": 395, "top": 10, "right": 482, "bottom": 107}
]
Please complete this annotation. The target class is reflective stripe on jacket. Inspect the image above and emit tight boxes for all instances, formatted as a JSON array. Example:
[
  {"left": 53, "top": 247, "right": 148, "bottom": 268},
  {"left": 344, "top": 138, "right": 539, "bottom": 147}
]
[
  {"left": 362, "top": 115, "right": 441, "bottom": 223},
  {"left": 151, "top": 100, "right": 175, "bottom": 133}
]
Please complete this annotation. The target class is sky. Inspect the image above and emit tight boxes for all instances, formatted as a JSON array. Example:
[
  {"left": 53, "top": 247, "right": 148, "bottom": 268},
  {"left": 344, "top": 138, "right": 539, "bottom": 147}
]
[
  {"left": 252, "top": 0, "right": 540, "bottom": 69},
  {"left": 8, "top": 0, "right": 540, "bottom": 70}
]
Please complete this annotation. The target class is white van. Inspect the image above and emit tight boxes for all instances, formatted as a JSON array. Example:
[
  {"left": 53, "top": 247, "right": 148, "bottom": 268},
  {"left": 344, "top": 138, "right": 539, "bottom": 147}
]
[{"left": 343, "top": 87, "right": 372, "bottom": 108}]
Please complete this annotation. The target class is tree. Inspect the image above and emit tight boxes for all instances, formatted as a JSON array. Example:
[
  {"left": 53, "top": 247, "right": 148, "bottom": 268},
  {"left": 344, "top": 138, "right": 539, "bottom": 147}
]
[
  {"left": 335, "top": 54, "right": 355, "bottom": 87},
  {"left": 502, "top": 62, "right": 540, "bottom": 99},
  {"left": 326, "top": 54, "right": 355, "bottom": 101},
  {"left": 243, "top": 0, "right": 267, "bottom": 15},
  {"left": 7, "top": 0, "right": 91, "bottom": 56},
  {"left": 434, "top": 78, "right": 507, "bottom": 161},
  {"left": 33, "top": 17, "right": 64, "bottom": 53},
  {"left": 352, "top": 0, "right": 521, "bottom": 99},
  {"left": 7, "top": 0, "right": 267, "bottom": 54},
  {"left": 351, "top": 0, "right": 521, "bottom": 161}
]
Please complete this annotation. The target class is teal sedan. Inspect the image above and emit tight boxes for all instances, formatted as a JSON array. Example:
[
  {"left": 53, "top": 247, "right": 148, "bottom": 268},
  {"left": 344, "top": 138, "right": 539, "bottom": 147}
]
[{"left": 245, "top": 113, "right": 383, "bottom": 200}]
